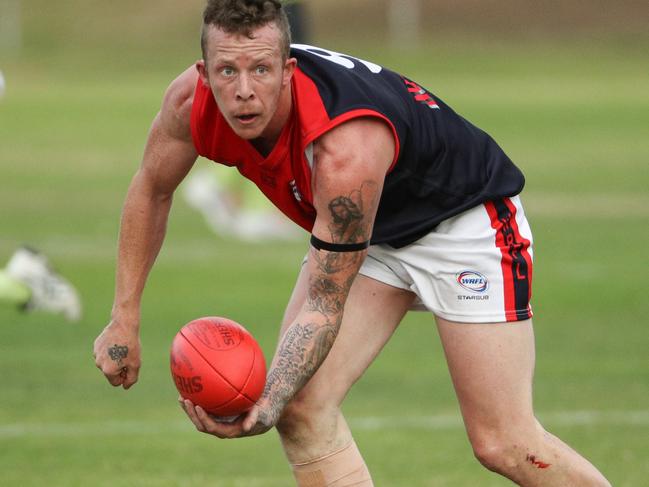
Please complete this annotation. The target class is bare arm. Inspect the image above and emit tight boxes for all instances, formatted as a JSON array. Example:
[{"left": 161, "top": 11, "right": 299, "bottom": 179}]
[
  {"left": 93, "top": 66, "right": 199, "bottom": 389},
  {"left": 180, "top": 116, "right": 396, "bottom": 436},
  {"left": 259, "top": 117, "right": 395, "bottom": 423}
]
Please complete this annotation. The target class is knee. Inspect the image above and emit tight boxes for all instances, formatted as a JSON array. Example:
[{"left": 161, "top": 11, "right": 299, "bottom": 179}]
[
  {"left": 472, "top": 438, "right": 515, "bottom": 473},
  {"left": 469, "top": 428, "right": 532, "bottom": 474},
  {"left": 276, "top": 392, "right": 338, "bottom": 441},
  {"left": 276, "top": 396, "right": 315, "bottom": 436}
]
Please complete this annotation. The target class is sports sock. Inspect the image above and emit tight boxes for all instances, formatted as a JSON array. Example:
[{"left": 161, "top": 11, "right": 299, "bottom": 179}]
[
  {"left": 0, "top": 270, "right": 31, "bottom": 307},
  {"left": 291, "top": 440, "right": 373, "bottom": 487}
]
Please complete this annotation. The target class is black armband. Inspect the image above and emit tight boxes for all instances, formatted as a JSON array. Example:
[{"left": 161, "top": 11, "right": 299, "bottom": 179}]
[{"left": 310, "top": 235, "right": 370, "bottom": 252}]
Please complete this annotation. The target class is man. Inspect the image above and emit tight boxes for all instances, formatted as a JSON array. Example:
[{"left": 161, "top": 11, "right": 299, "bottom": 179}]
[{"left": 93, "top": 1, "right": 611, "bottom": 485}]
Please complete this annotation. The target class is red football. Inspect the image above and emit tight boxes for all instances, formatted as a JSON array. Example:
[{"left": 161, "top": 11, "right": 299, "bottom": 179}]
[{"left": 170, "top": 317, "right": 266, "bottom": 417}]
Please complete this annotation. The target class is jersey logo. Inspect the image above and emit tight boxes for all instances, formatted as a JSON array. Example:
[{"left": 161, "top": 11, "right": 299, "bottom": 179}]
[
  {"left": 289, "top": 180, "right": 303, "bottom": 202},
  {"left": 260, "top": 169, "right": 277, "bottom": 188},
  {"left": 403, "top": 78, "right": 440, "bottom": 109}
]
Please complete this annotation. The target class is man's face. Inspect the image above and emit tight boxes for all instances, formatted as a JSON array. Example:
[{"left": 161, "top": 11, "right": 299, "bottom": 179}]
[{"left": 197, "top": 23, "right": 295, "bottom": 142}]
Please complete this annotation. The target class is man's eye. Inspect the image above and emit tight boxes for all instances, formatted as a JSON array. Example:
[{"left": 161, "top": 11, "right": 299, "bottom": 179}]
[
  {"left": 221, "top": 67, "right": 235, "bottom": 76},
  {"left": 255, "top": 66, "right": 268, "bottom": 75}
]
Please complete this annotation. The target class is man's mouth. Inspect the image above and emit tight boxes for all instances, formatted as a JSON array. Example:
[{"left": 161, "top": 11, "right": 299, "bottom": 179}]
[{"left": 236, "top": 113, "right": 258, "bottom": 124}]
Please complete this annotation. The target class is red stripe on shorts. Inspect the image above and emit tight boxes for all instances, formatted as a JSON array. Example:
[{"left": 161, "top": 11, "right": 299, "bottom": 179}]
[
  {"left": 503, "top": 198, "right": 534, "bottom": 309},
  {"left": 484, "top": 198, "right": 533, "bottom": 322}
]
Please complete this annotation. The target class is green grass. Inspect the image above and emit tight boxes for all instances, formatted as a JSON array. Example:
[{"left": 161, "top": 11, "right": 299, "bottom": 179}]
[{"left": 1, "top": 21, "right": 648, "bottom": 486}]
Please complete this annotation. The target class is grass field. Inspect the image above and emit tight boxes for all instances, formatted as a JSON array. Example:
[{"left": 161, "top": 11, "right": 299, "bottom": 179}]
[{"left": 1, "top": 6, "right": 649, "bottom": 485}]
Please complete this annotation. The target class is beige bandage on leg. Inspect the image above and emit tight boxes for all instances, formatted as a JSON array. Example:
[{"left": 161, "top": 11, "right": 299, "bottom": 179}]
[{"left": 291, "top": 440, "right": 373, "bottom": 487}]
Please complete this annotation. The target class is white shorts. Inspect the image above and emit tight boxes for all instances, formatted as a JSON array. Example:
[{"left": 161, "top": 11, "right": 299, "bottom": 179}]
[{"left": 359, "top": 196, "right": 534, "bottom": 323}]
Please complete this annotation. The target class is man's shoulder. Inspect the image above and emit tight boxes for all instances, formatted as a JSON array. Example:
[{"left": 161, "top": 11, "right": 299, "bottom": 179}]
[
  {"left": 163, "top": 66, "right": 199, "bottom": 116},
  {"left": 158, "top": 66, "right": 199, "bottom": 143}
]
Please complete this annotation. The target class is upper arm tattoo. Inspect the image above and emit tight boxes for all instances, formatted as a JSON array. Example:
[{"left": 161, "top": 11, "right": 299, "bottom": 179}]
[
  {"left": 328, "top": 195, "right": 363, "bottom": 240},
  {"left": 313, "top": 180, "right": 379, "bottom": 274},
  {"left": 327, "top": 181, "right": 377, "bottom": 243}
]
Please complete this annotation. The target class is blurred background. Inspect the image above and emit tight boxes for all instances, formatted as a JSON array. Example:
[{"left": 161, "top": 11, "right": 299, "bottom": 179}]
[{"left": 1, "top": 1, "right": 648, "bottom": 485}]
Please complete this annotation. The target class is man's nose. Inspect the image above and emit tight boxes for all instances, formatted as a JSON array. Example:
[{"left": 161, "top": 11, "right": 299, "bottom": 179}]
[{"left": 236, "top": 73, "right": 255, "bottom": 100}]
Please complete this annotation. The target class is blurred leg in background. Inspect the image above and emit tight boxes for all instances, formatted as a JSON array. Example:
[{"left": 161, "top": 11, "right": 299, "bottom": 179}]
[
  {"left": 0, "top": 246, "right": 82, "bottom": 322},
  {"left": 182, "top": 165, "right": 302, "bottom": 242}
]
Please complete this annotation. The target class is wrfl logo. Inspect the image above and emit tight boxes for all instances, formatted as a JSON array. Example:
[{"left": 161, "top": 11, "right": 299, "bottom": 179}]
[{"left": 456, "top": 271, "right": 489, "bottom": 293}]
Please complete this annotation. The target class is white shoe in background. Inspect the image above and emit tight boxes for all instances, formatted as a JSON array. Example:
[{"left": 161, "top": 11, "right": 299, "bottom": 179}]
[{"left": 5, "top": 247, "right": 82, "bottom": 322}]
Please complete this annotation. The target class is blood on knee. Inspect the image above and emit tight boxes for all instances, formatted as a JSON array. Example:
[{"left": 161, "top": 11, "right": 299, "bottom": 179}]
[{"left": 526, "top": 454, "right": 551, "bottom": 469}]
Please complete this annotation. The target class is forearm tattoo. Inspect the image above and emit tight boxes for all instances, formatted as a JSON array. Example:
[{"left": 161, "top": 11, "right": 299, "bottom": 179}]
[
  {"left": 108, "top": 344, "right": 128, "bottom": 367},
  {"left": 262, "top": 181, "right": 380, "bottom": 420},
  {"left": 307, "top": 276, "right": 345, "bottom": 316},
  {"left": 263, "top": 322, "right": 337, "bottom": 416}
]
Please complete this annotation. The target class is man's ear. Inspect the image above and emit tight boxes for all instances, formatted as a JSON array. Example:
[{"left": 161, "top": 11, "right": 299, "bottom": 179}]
[
  {"left": 283, "top": 57, "right": 297, "bottom": 86},
  {"left": 195, "top": 60, "right": 210, "bottom": 87}
]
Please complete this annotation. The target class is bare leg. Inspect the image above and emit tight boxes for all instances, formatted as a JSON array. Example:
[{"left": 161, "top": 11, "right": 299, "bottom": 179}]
[
  {"left": 276, "top": 268, "right": 415, "bottom": 485},
  {"left": 436, "top": 317, "right": 611, "bottom": 486}
]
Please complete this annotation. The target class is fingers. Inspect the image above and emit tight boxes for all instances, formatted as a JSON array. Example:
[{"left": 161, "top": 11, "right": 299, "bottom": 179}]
[
  {"left": 103, "top": 367, "right": 126, "bottom": 387},
  {"left": 122, "top": 366, "right": 140, "bottom": 390},
  {"left": 178, "top": 398, "right": 244, "bottom": 439},
  {"left": 179, "top": 397, "right": 206, "bottom": 432},
  {"left": 94, "top": 355, "right": 124, "bottom": 386},
  {"left": 93, "top": 320, "right": 141, "bottom": 389},
  {"left": 242, "top": 406, "right": 259, "bottom": 433},
  {"left": 94, "top": 357, "right": 138, "bottom": 389}
]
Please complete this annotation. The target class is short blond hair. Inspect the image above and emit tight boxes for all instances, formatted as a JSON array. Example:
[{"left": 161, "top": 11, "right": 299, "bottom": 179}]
[{"left": 201, "top": 0, "right": 292, "bottom": 61}]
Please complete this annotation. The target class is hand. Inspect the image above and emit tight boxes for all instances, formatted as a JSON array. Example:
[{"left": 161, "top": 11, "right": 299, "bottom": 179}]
[
  {"left": 93, "top": 319, "right": 141, "bottom": 389},
  {"left": 178, "top": 396, "right": 279, "bottom": 439}
]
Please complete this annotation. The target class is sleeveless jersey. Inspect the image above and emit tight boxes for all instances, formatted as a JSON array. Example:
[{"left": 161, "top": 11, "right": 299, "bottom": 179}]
[{"left": 190, "top": 44, "right": 525, "bottom": 248}]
